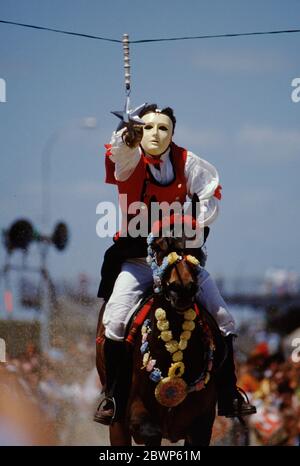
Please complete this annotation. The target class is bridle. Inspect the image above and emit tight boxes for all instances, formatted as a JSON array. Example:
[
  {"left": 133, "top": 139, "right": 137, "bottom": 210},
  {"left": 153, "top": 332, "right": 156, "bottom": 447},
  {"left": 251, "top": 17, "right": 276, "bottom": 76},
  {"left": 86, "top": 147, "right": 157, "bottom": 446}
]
[
  {"left": 147, "top": 234, "right": 201, "bottom": 310},
  {"left": 163, "top": 254, "right": 199, "bottom": 309}
]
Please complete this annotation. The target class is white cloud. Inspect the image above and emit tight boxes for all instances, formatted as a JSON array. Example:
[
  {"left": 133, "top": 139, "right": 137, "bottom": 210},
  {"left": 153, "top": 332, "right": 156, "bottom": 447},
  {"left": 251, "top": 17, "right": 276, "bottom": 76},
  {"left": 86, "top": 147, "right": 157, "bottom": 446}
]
[
  {"left": 239, "top": 187, "right": 277, "bottom": 206},
  {"left": 192, "top": 49, "right": 288, "bottom": 73},
  {"left": 72, "top": 181, "right": 108, "bottom": 198},
  {"left": 175, "top": 125, "right": 227, "bottom": 148},
  {"left": 21, "top": 180, "right": 110, "bottom": 200},
  {"left": 174, "top": 124, "right": 300, "bottom": 163},
  {"left": 236, "top": 125, "right": 300, "bottom": 161}
]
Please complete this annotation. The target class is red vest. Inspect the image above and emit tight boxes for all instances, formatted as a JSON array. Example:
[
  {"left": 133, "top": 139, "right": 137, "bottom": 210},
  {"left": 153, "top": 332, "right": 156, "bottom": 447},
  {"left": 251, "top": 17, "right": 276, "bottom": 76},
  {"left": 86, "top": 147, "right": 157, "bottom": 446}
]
[{"left": 105, "top": 142, "right": 188, "bottom": 217}]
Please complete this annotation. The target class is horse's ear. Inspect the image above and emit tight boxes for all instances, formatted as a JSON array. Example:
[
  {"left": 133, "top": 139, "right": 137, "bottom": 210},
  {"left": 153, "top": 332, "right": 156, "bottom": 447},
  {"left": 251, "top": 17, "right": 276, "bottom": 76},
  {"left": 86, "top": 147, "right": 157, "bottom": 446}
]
[
  {"left": 191, "top": 193, "right": 199, "bottom": 220},
  {"left": 149, "top": 195, "right": 158, "bottom": 204},
  {"left": 204, "top": 226, "right": 210, "bottom": 243}
]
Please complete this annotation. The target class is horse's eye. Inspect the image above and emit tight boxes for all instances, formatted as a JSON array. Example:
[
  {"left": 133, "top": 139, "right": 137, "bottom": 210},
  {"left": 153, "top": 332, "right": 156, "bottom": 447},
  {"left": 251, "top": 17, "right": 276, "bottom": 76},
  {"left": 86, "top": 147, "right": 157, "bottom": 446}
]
[
  {"left": 172, "top": 238, "right": 185, "bottom": 250},
  {"left": 188, "top": 282, "right": 198, "bottom": 295},
  {"left": 167, "top": 282, "right": 181, "bottom": 293},
  {"left": 153, "top": 238, "right": 168, "bottom": 251}
]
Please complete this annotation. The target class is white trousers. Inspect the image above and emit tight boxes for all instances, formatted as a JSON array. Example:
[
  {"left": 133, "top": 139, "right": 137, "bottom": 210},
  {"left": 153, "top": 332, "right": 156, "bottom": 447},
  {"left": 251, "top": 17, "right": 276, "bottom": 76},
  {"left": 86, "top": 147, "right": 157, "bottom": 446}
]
[{"left": 103, "top": 258, "right": 236, "bottom": 341}]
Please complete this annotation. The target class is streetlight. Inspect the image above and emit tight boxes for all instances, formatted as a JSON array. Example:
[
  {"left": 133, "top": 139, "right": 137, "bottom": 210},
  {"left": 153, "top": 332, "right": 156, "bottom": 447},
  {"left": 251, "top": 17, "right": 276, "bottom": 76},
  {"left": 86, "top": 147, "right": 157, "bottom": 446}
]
[
  {"left": 1, "top": 219, "right": 69, "bottom": 353},
  {"left": 41, "top": 117, "right": 98, "bottom": 227}
]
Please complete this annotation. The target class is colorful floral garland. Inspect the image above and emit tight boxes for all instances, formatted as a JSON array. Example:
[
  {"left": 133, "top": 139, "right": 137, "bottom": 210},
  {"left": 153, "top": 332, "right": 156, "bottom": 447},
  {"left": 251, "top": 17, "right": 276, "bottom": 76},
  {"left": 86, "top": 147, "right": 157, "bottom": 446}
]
[{"left": 140, "top": 306, "right": 215, "bottom": 408}]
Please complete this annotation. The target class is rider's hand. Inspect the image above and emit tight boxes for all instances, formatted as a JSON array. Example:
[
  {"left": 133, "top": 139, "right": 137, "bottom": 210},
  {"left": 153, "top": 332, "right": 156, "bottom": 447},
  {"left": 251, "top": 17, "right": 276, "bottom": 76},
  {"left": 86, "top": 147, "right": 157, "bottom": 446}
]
[{"left": 122, "top": 125, "right": 143, "bottom": 148}]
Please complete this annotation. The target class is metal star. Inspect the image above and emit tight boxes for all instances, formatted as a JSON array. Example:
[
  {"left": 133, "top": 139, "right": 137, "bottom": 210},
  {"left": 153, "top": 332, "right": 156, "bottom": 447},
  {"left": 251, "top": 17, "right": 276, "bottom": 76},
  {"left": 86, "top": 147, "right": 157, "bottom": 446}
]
[{"left": 111, "top": 97, "right": 147, "bottom": 131}]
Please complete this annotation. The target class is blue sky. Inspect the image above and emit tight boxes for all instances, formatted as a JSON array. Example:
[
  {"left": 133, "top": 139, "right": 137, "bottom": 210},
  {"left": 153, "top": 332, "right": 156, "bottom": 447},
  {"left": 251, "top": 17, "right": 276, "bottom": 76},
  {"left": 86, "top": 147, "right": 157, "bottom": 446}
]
[{"left": 0, "top": 0, "right": 299, "bottom": 294}]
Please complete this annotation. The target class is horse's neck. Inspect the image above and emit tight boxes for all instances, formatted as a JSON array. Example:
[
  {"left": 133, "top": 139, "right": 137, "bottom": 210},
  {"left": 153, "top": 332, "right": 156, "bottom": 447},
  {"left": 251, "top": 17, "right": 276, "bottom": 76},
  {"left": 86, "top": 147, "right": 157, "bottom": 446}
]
[{"left": 151, "top": 298, "right": 184, "bottom": 331}]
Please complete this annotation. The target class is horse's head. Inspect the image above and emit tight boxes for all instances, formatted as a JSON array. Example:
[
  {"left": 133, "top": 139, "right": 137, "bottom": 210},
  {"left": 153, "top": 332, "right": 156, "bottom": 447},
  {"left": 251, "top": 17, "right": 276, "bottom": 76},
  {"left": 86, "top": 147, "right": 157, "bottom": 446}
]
[
  {"left": 164, "top": 248, "right": 199, "bottom": 310},
  {"left": 148, "top": 235, "right": 201, "bottom": 311},
  {"left": 147, "top": 210, "right": 204, "bottom": 310}
]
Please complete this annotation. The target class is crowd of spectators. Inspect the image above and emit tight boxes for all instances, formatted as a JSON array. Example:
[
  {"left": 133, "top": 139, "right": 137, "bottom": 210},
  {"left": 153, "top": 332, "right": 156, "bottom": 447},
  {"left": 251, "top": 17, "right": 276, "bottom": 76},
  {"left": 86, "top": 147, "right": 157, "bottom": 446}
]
[
  {"left": 238, "top": 342, "right": 300, "bottom": 446},
  {"left": 1, "top": 322, "right": 300, "bottom": 446},
  {"left": 1, "top": 336, "right": 101, "bottom": 445}
]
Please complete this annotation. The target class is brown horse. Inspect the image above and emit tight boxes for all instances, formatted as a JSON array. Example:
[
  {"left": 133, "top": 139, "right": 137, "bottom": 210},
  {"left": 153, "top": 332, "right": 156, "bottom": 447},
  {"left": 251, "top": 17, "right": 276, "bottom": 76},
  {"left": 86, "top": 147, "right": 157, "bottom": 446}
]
[{"left": 96, "top": 237, "right": 223, "bottom": 446}]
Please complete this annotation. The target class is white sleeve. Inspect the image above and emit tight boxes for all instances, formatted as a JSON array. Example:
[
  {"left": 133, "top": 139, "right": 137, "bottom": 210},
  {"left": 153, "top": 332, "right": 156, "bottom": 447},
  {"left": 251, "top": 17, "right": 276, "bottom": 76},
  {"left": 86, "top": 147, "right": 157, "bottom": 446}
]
[
  {"left": 184, "top": 151, "right": 220, "bottom": 226},
  {"left": 108, "top": 129, "right": 141, "bottom": 181}
]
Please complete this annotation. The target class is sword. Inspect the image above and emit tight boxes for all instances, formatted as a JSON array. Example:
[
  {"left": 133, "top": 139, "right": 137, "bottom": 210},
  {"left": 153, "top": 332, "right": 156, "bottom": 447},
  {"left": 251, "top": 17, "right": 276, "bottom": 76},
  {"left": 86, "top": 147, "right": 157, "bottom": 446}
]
[{"left": 111, "top": 34, "right": 147, "bottom": 133}]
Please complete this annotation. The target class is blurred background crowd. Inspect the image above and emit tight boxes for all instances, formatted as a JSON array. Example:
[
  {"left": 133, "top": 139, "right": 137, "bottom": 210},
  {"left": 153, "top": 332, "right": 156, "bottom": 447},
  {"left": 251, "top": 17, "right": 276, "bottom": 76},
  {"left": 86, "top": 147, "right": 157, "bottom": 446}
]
[{"left": 1, "top": 269, "right": 300, "bottom": 446}]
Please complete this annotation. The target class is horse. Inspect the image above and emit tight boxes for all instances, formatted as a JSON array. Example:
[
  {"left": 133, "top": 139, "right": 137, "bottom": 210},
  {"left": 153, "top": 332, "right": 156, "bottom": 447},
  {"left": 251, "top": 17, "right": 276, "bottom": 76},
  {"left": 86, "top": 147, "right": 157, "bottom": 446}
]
[{"left": 96, "top": 232, "right": 224, "bottom": 446}]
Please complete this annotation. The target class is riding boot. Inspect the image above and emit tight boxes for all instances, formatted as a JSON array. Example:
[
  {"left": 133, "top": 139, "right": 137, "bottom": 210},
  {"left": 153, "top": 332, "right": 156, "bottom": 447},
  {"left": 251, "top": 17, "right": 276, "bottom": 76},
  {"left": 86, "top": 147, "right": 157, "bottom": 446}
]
[
  {"left": 94, "top": 338, "right": 132, "bottom": 425},
  {"left": 217, "top": 335, "right": 257, "bottom": 418}
]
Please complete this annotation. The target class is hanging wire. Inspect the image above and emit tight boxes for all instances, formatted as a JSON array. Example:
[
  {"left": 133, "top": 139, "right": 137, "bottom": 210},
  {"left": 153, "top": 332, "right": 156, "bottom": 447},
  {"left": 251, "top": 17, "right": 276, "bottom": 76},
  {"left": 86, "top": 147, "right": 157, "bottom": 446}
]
[
  {"left": 132, "top": 29, "right": 300, "bottom": 43},
  {"left": 0, "top": 19, "right": 300, "bottom": 44},
  {"left": 0, "top": 19, "right": 121, "bottom": 43}
]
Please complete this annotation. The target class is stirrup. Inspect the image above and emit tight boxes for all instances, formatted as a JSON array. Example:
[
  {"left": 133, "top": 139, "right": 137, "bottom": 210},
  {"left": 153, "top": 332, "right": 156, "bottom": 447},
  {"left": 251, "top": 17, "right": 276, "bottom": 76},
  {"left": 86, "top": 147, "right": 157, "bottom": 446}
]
[
  {"left": 218, "top": 386, "right": 257, "bottom": 418},
  {"left": 228, "top": 387, "right": 256, "bottom": 418},
  {"left": 237, "top": 386, "right": 251, "bottom": 403},
  {"left": 93, "top": 395, "right": 116, "bottom": 425}
]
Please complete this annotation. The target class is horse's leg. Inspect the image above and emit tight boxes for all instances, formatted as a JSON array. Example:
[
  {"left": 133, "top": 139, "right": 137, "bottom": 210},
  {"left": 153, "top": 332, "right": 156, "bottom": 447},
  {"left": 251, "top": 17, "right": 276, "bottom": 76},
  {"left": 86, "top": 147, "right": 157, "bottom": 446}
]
[
  {"left": 184, "top": 410, "right": 216, "bottom": 446},
  {"left": 96, "top": 302, "right": 106, "bottom": 381},
  {"left": 144, "top": 433, "right": 162, "bottom": 447},
  {"left": 129, "top": 398, "right": 162, "bottom": 446},
  {"left": 109, "top": 421, "right": 132, "bottom": 446},
  {"left": 94, "top": 302, "right": 108, "bottom": 425}
]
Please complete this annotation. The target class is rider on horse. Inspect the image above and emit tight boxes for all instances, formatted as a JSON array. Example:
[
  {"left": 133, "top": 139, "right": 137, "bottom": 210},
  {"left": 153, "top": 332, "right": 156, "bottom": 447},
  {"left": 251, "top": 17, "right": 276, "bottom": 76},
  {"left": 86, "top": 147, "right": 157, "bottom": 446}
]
[{"left": 95, "top": 104, "right": 256, "bottom": 425}]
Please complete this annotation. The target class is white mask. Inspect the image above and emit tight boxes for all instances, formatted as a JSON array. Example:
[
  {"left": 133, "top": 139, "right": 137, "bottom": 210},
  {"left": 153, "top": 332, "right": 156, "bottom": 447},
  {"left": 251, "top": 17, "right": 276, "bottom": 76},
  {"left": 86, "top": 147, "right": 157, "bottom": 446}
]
[{"left": 141, "top": 112, "right": 173, "bottom": 156}]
